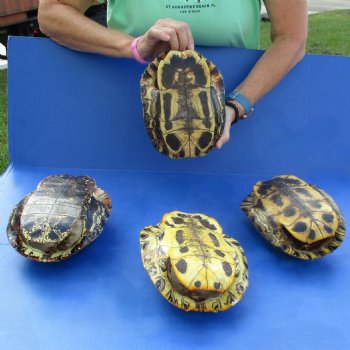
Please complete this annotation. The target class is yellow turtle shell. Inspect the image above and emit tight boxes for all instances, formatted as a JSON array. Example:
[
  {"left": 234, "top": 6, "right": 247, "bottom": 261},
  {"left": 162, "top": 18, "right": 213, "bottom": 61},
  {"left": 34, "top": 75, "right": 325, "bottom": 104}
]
[
  {"left": 140, "top": 211, "right": 248, "bottom": 312},
  {"left": 241, "top": 175, "right": 346, "bottom": 259},
  {"left": 140, "top": 50, "right": 225, "bottom": 159}
]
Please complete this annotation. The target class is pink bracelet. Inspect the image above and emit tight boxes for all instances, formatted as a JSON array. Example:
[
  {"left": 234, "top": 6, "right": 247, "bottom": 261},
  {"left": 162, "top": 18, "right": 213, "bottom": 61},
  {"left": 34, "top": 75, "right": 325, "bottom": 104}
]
[{"left": 131, "top": 37, "right": 150, "bottom": 64}]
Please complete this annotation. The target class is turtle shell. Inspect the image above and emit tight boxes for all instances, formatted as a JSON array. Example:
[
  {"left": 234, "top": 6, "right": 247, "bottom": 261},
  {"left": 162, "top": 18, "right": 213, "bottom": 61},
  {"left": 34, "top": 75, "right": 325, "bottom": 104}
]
[
  {"left": 241, "top": 175, "right": 346, "bottom": 259},
  {"left": 140, "top": 50, "right": 225, "bottom": 159},
  {"left": 7, "top": 174, "right": 112, "bottom": 262},
  {"left": 140, "top": 211, "right": 248, "bottom": 312}
]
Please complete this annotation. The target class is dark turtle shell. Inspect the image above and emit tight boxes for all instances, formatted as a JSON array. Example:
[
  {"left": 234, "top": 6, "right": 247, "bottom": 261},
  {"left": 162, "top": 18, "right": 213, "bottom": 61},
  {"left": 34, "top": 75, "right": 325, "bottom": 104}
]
[
  {"left": 141, "top": 50, "right": 225, "bottom": 159},
  {"left": 7, "top": 174, "right": 112, "bottom": 262},
  {"left": 241, "top": 175, "right": 346, "bottom": 259}
]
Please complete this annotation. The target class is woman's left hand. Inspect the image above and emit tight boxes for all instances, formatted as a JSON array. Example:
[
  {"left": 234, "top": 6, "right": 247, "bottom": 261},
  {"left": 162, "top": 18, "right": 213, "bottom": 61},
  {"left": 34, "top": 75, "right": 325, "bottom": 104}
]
[{"left": 215, "top": 106, "right": 236, "bottom": 149}]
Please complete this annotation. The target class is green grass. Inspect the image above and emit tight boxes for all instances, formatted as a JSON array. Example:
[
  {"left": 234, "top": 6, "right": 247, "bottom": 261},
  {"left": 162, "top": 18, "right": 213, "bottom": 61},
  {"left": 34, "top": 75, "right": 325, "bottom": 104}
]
[
  {"left": 261, "top": 10, "right": 350, "bottom": 55},
  {"left": 0, "top": 69, "right": 8, "bottom": 174},
  {"left": 0, "top": 10, "right": 349, "bottom": 174}
]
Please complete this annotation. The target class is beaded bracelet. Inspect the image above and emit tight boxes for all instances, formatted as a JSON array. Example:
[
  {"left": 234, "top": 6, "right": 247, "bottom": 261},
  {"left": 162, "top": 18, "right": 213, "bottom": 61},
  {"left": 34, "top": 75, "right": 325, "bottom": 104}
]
[{"left": 225, "top": 99, "right": 240, "bottom": 125}]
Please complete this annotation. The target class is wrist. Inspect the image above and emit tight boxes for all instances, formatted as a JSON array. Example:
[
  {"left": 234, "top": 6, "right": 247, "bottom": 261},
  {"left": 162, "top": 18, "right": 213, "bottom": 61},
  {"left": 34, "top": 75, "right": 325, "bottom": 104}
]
[
  {"left": 227, "top": 99, "right": 245, "bottom": 117},
  {"left": 135, "top": 35, "right": 150, "bottom": 60},
  {"left": 122, "top": 37, "right": 134, "bottom": 59},
  {"left": 225, "top": 99, "right": 242, "bottom": 124},
  {"left": 107, "top": 30, "right": 135, "bottom": 58},
  {"left": 131, "top": 36, "right": 150, "bottom": 64},
  {"left": 226, "top": 90, "right": 254, "bottom": 119}
]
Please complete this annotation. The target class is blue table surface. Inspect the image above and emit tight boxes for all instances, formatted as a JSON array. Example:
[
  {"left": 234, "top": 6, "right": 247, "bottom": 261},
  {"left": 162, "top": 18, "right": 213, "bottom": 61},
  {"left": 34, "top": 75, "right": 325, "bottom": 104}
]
[
  {"left": 1, "top": 37, "right": 350, "bottom": 349},
  {"left": 1, "top": 167, "right": 349, "bottom": 350}
]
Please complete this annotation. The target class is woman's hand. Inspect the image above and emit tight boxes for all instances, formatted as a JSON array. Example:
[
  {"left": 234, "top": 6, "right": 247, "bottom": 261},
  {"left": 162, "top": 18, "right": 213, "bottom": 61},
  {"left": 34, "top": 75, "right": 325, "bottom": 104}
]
[
  {"left": 216, "top": 103, "right": 244, "bottom": 149},
  {"left": 215, "top": 106, "right": 235, "bottom": 149},
  {"left": 137, "top": 18, "right": 195, "bottom": 60}
]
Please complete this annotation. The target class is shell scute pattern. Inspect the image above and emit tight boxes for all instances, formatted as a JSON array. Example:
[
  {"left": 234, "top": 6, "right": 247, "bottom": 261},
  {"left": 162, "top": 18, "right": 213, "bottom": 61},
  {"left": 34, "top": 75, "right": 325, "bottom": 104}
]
[
  {"left": 140, "top": 211, "right": 248, "bottom": 312},
  {"left": 20, "top": 175, "right": 95, "bottom": 244},
  {"left": 7, "top": 175, "right": 112, "bottom": 262},
  {"left": 141, "top": 50, "right": 225, "bottom": 159},
  {"left": 241, "top": 175, "right": 346, "bottom": 259}
]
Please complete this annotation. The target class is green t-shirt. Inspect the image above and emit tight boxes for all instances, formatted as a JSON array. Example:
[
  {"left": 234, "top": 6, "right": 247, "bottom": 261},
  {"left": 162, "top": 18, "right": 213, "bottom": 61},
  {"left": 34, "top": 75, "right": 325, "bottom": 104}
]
[{"left": 107, "top": 0, "right": 261, "bottom": 49}]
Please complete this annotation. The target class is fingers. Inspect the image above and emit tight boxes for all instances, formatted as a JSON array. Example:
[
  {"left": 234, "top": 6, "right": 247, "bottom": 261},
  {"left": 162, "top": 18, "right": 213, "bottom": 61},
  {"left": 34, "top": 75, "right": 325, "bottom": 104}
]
[
  {"left": 216, "top": 129, "right": 230, "bottom": 150},
  {"left": 138, "top": 19, "right": 195, "bottom": 59},
  {"left": 164, "top": 20, "right": 194, "bottom": 50},
  {"left": 146, "top": 18, "right": 194, "bottom": 51},
  {"left": 146, "top": 26, "right": 170, "bottom": 45},
  {"left": 216, "top": 106, "right": 236, "bottom": 149},
  {"left": 137, "top": 27, "right": 168, "bottom": 59},
  {"left": 161, "top": 27, "right": 181, "bottom": 51},
  {"left": 184, "top": 23, "right": 194, "bottom": 50}
]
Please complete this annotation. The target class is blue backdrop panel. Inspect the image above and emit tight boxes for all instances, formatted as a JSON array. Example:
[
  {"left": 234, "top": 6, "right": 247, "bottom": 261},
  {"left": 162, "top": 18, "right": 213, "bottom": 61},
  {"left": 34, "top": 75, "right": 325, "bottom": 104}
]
[
  {"left": 1, "top": 37, "right": 350, "bottom": 350},
  {"left": 7, "top": 37, "right": 350, "bottom": 176}
]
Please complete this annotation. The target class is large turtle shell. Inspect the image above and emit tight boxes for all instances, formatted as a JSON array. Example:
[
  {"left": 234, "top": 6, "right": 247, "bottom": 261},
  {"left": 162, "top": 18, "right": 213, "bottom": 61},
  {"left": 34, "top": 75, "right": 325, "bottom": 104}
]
[
  {"left": 140, "top": 211, "right": 248, "bottom": 312},
  {"left": 241, "top": 175, "right": 346, "bottom": 259},
  {"left": 140, "top": 50, "right": 225, "bottom": 159},
  {"left": 7, "top": 174, "right": 112, "bottom": 262}
]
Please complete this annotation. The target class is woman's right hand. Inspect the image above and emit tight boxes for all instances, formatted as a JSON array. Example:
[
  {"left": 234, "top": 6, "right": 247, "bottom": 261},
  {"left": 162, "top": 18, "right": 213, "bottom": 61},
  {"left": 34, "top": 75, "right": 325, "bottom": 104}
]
[{"left": 136, "top": 18, "right": 195, "bottom": 60}]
